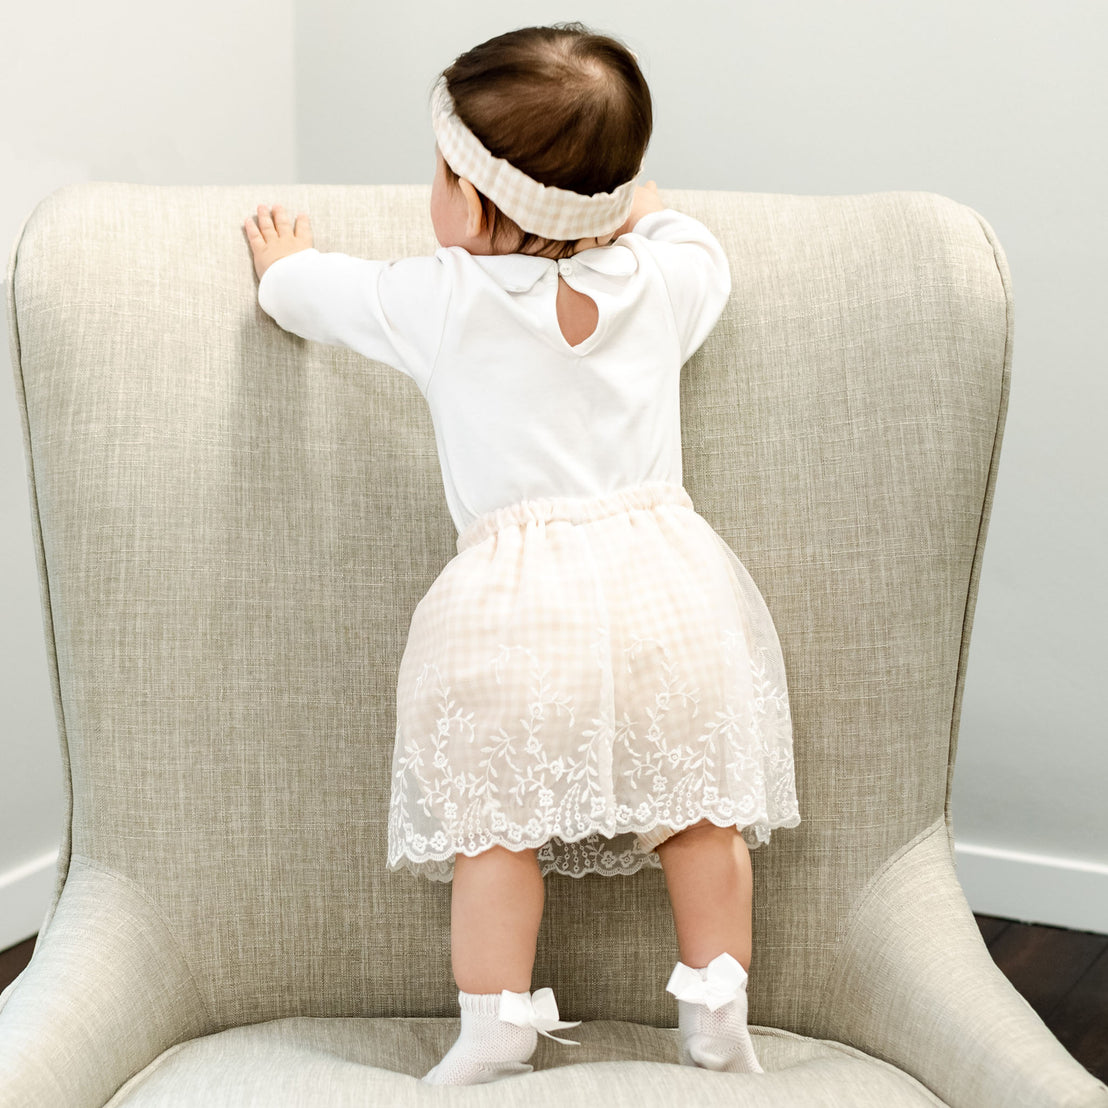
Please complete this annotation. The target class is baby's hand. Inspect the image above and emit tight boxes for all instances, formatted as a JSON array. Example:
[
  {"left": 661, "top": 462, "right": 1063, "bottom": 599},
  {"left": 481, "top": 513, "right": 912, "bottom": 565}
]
[{"left": 244, "top": 204, "right": 313, "bottom": 281}]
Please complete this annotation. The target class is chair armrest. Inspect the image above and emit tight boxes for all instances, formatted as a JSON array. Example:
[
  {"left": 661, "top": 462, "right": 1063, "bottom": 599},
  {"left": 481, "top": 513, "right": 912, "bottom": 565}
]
[
  {"left": 0, "top": 856, "right": 212, "bottom": 1108},
  {"left": 815, "top": 820, "right": 1108, "bottom": 1108}
]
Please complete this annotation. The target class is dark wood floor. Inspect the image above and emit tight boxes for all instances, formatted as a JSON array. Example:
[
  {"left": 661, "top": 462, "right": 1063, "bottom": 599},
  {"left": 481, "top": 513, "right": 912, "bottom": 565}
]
[
  {"left": 2, "top": 915, "right": 1105, "bottom": 1084},
  {"left": 975, "top": 915, "right": 1108, "bottom": 1084}
]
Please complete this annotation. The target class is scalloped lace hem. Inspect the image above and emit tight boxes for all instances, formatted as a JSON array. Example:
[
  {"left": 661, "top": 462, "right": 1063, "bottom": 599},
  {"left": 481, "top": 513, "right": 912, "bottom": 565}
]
[{"left": 387, "top": 809, "right": 802, "bottom": 883}]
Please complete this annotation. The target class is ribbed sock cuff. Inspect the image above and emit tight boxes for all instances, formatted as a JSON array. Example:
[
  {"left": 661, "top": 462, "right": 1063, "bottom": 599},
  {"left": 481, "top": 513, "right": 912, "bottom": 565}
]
[{"left": 458, "top": 989, "right": 527, "bottom": 1017}]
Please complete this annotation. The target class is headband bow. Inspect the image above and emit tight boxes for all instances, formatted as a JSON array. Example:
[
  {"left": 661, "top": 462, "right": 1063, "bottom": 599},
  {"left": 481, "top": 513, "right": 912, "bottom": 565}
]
[
  {"left": 499, "top": 987, "right": 582, "bottom": 1045},
  {"left": 430, "top": 75, "right": 639, "bottom": 241}
]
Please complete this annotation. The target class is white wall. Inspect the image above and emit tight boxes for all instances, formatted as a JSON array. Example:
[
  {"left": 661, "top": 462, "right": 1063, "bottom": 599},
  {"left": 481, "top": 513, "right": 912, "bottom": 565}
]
[
  {"left": 295, "top": 1, "right": 1108, "bottom": 931},
  {"left": 0, "top": 0, "right": 296, "bottom": 951},
  {"left": 3, "top": 0, "right": 1105, "bottom": 946}
]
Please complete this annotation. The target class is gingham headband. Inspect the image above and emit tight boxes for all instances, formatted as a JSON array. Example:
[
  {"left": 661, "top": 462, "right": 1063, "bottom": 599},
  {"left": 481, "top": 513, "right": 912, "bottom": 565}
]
[{"left": 430, "top": 75, "right": 639, "bottom": 241}]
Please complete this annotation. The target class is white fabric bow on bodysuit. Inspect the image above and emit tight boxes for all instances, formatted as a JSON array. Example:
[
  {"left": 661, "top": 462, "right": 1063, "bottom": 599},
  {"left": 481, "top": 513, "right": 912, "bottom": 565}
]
[
  {"left": 665, "top": 951, "right": 748, "bottom": 1012},
  {"left": 498, "top": 988, "right": 582, "bottom": 1045}
]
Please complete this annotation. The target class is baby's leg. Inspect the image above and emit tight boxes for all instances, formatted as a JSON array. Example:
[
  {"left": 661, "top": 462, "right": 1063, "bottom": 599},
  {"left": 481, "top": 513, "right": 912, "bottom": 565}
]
[
  {"left": 655, "top": 819, "right": 753, "bottom": 969},
  {"left": 452, "top": 844, "right": 544, "bottom": 992},
  {"left": 423, "top": 845, "right": 546, "bottom": 1085},
  {"left": 656, "top": 821, "right": 763, "bottom": 1073}
]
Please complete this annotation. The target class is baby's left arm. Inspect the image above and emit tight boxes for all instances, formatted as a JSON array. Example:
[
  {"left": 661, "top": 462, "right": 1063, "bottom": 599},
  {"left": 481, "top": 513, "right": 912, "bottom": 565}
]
[
  {"left": 244, "top": 205, "right": 454, "bottom": 397},
  {"left": 244, "top": 204, "right": 313, "bottom": 281}
]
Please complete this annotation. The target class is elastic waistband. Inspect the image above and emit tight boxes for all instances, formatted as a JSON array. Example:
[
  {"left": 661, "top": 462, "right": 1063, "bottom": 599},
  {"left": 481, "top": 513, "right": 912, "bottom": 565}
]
[{"left": 457, "top": 481, "right": 695, "bottom": 553}]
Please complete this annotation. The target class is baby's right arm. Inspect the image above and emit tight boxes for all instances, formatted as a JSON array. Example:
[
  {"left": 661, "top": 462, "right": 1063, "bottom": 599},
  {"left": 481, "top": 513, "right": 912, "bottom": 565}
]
[
  {"left": 621, "top": 193, "right": 732, "bottom": 365},
  {"left": 612, "top": 181, "right": 666, "bottom": 239}
]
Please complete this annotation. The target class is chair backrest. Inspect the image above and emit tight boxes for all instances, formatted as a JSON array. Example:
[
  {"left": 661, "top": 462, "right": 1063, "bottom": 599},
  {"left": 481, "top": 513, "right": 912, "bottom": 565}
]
[{"left": 7, "top": 182, "right": 1011, "bottom": 1033}]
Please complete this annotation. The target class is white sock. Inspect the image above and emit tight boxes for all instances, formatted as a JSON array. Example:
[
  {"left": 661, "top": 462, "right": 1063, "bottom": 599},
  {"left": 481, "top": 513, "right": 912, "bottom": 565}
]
[
  {"left": 671, "top": 956, "right": 764, "bottom": 1074},
  {"left": 422, "top": 990, "right": 538, "bottom": 1085}
]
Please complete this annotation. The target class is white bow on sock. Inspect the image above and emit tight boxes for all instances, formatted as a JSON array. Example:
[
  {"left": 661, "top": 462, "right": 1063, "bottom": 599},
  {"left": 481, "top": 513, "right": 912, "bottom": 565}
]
[
  {"left": 666, "top": 951, "right": 749, "bottom": 1011},
  {"left": 499, "top": 986, "right": 582, "bottom": 1044},
  {"left": 422, "top": 987, "right": 581, "bottom": 1086},
  {"left": 666, "top": 952, "right": 764, "bottom": 1074}
]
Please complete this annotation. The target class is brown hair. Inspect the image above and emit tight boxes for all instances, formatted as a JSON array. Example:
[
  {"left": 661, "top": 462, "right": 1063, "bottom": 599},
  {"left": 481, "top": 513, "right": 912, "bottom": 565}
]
[{"left": 439, "top": 23, "right": 652, "bottom": 259}]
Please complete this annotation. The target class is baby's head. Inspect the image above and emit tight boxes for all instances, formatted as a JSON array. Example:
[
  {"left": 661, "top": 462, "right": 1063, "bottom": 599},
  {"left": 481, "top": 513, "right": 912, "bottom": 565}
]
[{"left": 430, "top": 23, "right": 652, "bottom": 259}]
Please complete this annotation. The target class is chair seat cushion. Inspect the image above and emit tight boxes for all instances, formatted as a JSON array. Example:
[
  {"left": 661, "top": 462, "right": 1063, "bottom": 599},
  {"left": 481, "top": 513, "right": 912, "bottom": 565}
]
[{"left": 105, "top": 1016, "right": 947, "bottom": 1106}]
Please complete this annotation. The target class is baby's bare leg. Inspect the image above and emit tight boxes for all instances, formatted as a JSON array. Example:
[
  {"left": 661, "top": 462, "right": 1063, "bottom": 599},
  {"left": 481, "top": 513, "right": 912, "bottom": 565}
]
[
  {"left": 655, "top": 820, "right": 753, "bottom": 970},
  {"left": 656, "top": 821, "right": 762, "bottom": 1073},
  {"left": 423, "top": 846, "right": 547, "bottom": 1085},
  {"left": 451, "top": 845, "right": 544, "bottom": 993}
]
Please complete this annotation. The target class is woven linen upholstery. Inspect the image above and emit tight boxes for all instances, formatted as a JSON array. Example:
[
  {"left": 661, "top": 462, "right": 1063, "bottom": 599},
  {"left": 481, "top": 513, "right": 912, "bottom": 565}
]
[{"left": 1, "top": 183, "right": 1104, "bottom": 1108}]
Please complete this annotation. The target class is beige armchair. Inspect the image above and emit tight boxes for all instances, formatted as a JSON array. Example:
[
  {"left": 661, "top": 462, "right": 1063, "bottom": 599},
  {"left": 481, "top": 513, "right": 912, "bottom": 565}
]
[{"left": 2, "top": 182, "right": 1104, "bottom": 1107}]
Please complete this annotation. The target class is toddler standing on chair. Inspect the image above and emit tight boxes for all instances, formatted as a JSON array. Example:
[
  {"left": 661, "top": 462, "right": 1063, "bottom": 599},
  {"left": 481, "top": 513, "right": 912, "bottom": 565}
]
[{"left": 245, "top": 21, "right": 799, "bottom": 1087}]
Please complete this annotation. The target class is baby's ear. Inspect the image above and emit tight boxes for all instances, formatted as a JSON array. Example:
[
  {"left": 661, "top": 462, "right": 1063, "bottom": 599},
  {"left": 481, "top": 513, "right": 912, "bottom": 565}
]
[{"left": 458, "top": 177, "right": 486, "bottom": 238}]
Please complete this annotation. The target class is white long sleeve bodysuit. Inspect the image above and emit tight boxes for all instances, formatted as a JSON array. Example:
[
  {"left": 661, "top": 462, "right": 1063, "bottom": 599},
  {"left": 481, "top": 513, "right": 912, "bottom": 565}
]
[{"left": 257, "top": 208, "right": 732, "bottom": 534}]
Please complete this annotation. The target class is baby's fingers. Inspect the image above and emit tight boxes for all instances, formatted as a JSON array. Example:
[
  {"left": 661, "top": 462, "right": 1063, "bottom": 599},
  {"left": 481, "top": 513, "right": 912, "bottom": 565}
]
[
  {"left": 244, "top": 215, "right": 264, "bottom": 248},
  {"left": 293, "top": 212, "right": 313, "bottom": 244},
  {"left": 255, "top": 204, "right": 277, "bottom": 242},
  {"left": 272, "top": 204, "right": 293, "bottom": 235}
]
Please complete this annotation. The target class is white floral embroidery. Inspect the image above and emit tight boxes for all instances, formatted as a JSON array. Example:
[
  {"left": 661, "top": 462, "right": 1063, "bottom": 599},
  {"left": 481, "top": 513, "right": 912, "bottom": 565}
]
[
  {"left": 386, "top": 488, "right": 803, "bottom": 882},
  {"left": 387, "top": 627, "right": 799, "bottom": 883}
]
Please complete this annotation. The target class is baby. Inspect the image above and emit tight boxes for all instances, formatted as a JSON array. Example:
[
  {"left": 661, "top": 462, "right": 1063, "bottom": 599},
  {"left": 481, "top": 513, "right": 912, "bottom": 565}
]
[{"left": 246, "top": 22, "right": 797, "bottom": 1087}]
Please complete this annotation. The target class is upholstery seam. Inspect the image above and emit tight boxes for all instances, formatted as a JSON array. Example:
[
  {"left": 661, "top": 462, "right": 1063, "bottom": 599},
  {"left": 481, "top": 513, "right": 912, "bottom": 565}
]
[
  {"left": 6, "top": 196, "right": 74, "bottom": 926},
  {"left": 814, "top": 815, "right": 947, "bottom": 1031},
  {"left": 69, "top": 852, "right": 215, "bottom": 1030},
  {"left": 101, "top": 1040, "right": 193, "bottom": 1107},
  {"left": 754, "top": 1024, "right": 948, "bottom": 1106},
  {"left": 942, "top": 200, "right": 1014, "bottom": 849}
]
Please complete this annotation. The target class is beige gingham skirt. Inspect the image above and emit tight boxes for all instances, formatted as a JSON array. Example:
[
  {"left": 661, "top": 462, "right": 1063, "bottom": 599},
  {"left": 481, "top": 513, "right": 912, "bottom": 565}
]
[{"left": 386, "top": 480, "right": 799, "bottom": 882}]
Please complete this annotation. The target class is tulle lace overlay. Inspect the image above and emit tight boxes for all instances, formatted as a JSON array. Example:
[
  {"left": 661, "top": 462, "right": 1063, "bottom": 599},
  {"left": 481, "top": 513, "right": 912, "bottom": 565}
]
[{"left": 387, "top": 481, "right": 799, "bottom": 882}]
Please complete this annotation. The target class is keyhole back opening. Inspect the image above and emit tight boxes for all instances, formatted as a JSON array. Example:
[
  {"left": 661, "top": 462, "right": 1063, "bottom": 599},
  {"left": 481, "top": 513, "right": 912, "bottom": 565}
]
[{"left": 555, "top": 275, "right": 599, "bottom": 348}]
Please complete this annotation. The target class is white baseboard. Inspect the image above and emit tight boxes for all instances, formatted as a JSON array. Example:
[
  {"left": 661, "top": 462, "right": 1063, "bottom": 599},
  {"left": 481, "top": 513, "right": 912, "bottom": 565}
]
[
  {"left": 0, "top": 849, "right": 58, "bottom": 953},
  {"left": 954, "top": 841, "right": 1108, "bottom": 935}
]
